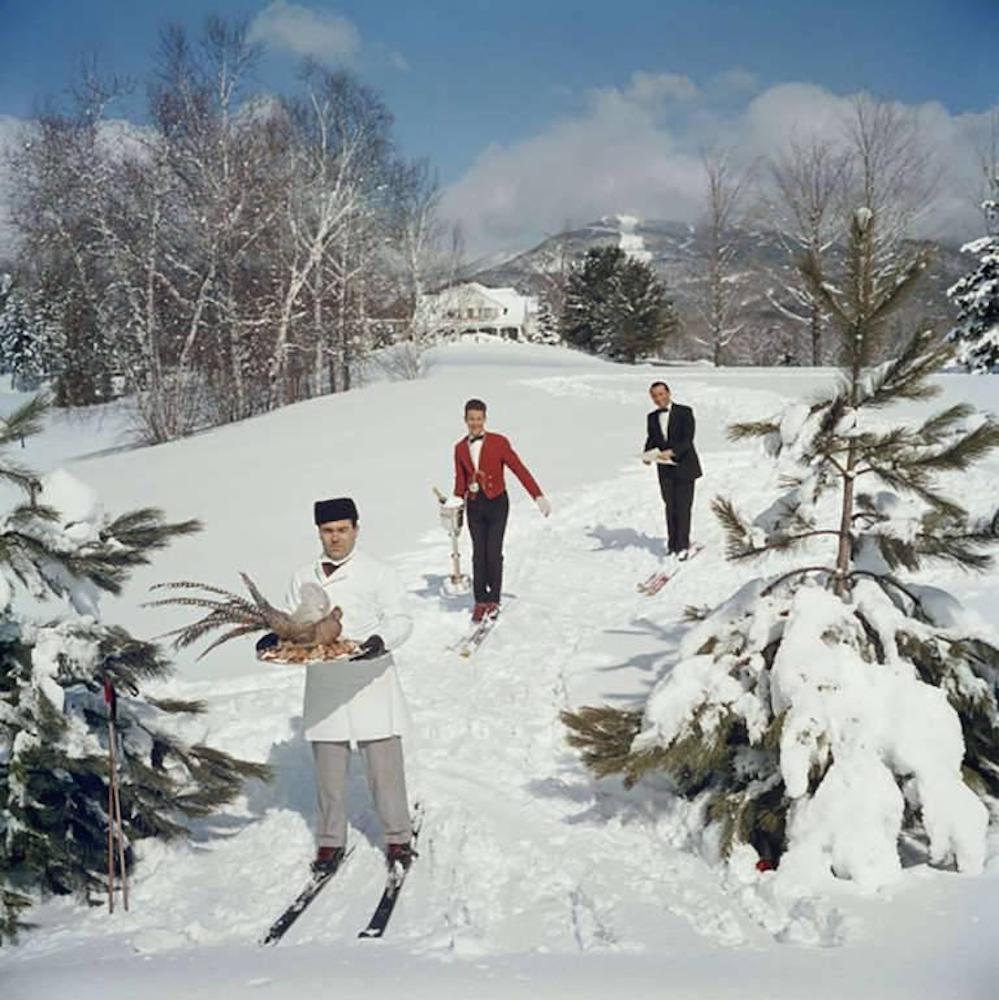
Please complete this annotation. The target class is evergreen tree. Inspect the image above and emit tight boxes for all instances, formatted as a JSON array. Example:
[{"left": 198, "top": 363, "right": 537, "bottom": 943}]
[
  {"left": 0, "top": 276, "right": 57, "bottom": 390},
  {"left": 0, "top": 397, "right": 270, "bottom": 942},
  {"left": 947, "top": 184, "right": 999, "bottom": 372},
  {"left": 531, "top": 297, "right": 563, "bottom": 346},
  {"left": 562, "top": 246, "right": 677, "bottom": 363},
  {"left": 564, "top": 208, "right": 999, "bottom": 887}
]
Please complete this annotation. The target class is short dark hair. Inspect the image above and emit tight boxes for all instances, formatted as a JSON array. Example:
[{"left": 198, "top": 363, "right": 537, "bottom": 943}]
[
  {"left": 649, "top": 381, "right": 670, "bottom": 392},
  {"left": 464, "top": 398, "right": 487, "bottom": 415}
]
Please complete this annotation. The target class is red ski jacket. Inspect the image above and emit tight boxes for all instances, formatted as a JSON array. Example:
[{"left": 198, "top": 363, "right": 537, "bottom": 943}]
[{"left": 453, "top": 432, "right": 542, "bottom": 502}]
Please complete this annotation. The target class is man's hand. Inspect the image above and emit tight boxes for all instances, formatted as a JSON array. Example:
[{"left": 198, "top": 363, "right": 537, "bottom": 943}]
[
  {"left": 255, "top": 632, "right": 280, "bottom": 653},
  {"left": 536, "top": 496, "right": 552, "bottom": 517},
  {"left": 660, "top": 449, "right": 674, "bottom": 461},
  {"left": 352, "top": 634, "right": 386, "bottom": 660}
]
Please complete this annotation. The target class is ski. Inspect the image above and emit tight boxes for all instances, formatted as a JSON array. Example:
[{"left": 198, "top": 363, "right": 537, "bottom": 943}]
[
  {"left": 636, "top": 545, "right": 704, "bottom": 596},
  {"left": 450, "top": 601, "right": 512, "bottom": 658},
  {"left": 260, "top": 847, "right": 355, "bottom": 946},
  {"left": 637, "top": 571, "right": 670, "bottom": 595},
  {"left": 358, "top": 807, "right": 424, "bottom": 940},
  {"left": 455, "top": 614, "right": 499, "bottom": 658}
]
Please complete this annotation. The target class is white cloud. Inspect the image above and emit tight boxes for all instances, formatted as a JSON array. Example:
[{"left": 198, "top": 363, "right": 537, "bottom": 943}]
[
  {"left": 706, "top": 69, "right": 761, "bottom": 101},
  {"left": 441, "top": 84, "right": 705, "bottom": 257},
  {"left": 248, "top": 2, "right": 361, "bottom": 63},
  {"left": 625, "top": 71, "right": 699, "bottom": 106},
  {"left": 441, "top": 75, "right": 997, "bottom": 257}
]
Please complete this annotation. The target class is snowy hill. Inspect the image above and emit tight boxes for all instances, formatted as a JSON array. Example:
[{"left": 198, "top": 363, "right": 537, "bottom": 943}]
[{"left": 1, "top": 342, "right": 997, "bottom": 999}]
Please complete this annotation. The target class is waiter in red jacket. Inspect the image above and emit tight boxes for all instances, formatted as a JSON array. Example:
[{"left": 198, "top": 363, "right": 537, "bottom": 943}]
[{"left": 453, "top": 398, "right": 551, "bottom": 622}]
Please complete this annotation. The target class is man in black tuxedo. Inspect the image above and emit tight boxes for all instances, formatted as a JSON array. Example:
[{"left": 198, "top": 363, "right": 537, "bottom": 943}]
[{"left": 643, "top": 381, "right": 702, "bottom": 558}]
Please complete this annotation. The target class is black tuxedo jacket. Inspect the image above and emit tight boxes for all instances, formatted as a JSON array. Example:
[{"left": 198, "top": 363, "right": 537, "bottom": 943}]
[{"left": 644, "top": 403, "right": 703, "bottom": 480}]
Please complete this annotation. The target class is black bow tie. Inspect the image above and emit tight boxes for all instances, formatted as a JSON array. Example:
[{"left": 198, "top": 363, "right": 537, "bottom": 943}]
[
  {"left": 469, "top": 434, "right": 484, "bottom": 443},
  {"left": 321, "top": 561, "right": 340, "bottom": 577}
]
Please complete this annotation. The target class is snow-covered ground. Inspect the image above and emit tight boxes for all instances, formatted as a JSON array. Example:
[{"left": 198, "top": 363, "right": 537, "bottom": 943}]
[{"left": 2, "top": 342, "right": 997, "bottom": 999}]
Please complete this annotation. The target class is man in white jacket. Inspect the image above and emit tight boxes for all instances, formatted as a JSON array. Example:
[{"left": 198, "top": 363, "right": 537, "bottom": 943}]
[{"left": 276, "top": 496, "right": 415, "bottom": 875}]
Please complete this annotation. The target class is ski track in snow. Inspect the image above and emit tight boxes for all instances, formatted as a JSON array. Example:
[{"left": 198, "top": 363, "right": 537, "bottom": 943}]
[
  {"left": 398, "top": 473, "right": 753, "bottom": 956},
  {"left": 3, "top": 356, "right": 998, "bottom": 995}
]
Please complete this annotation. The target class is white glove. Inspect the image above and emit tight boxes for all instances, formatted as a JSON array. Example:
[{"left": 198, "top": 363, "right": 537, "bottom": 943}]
[{"left": 536, "top": 496, "right": 552, "bottom": 517}]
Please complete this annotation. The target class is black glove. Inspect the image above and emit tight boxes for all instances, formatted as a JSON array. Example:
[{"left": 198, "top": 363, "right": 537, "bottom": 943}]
[
  {"left": 352, "top": 634, "right": 386, "bottom": 660},
  {"left": 255, "top": 632, "right": 280, "bottom": 653}
]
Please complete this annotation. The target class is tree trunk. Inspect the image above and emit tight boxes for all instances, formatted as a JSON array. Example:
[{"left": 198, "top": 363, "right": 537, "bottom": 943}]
[
  {"left": 311, "top": 270, "right": 325, "bottom": 397},
  {"left": 810, "top": 301, "right": 822, "bottom": 366},
  {"left": 834, "top": 440, "right": 856, "bottom": 598},
  {"left": 835, "top": 321, "right": 865, "bottom": 596}
]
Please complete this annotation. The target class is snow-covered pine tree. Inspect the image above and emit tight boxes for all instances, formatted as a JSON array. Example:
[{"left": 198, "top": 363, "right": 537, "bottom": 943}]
[
  {"left": 564, "top": 207, "right": 999, "bottom": 889},
  {"left": 561, "top": 247, "right": 619, "bottom": 356},
  {"left": 0, "top": 276, "right": 55, "bottom": 391},
  {"left": 530, "top": 297, "right": 563, "bottom": 346},
  {"left": 0, "top": 396, "right": 270, "bottom": 942},
  {"left": 947, "top": 181, "right": 999, "bottom": 372},
  {"left": 561, "top": 247, "right": 676, "bottom": 362}
]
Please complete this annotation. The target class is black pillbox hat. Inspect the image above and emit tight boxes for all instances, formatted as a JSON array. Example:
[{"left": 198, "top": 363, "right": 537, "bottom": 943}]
[{"left": 314, "top": 497, "right": 358, "bottom": 525}]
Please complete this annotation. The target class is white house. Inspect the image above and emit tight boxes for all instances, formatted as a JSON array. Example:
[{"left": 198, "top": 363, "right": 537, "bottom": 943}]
[{"left": 417, "top": 282, "right": 538, "bottom": 341}]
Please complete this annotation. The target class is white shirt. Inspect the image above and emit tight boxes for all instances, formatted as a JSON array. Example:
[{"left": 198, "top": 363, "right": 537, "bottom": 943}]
[
  {"left": 657, "top": 406, "right": 672, "bottom": 440},
  {"left": 469, "top": 434, "right": 485, "bottom": 471}
]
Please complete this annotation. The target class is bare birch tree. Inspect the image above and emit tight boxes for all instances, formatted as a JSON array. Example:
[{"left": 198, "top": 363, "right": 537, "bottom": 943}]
[
  {"left": 7, "top": 16, "right": 428, "bottom": 438},
  {"left": 842, "top": 95, "right": 938, "bottom": 265},
  {"left": 764, "top": 137, "right": 851, "bottom": 365},
  {"left": 531, "top": 223, "right": 574, "bottom": 344},
  {"left": 693, "top": 148, "right": 754, "bottom": 365}
]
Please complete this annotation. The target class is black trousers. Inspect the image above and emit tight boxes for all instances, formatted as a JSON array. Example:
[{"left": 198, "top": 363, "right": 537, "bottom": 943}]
[
  {"left": 657, "top": 472, "right": 696, "bottom": 553},
  {"left": 465, "top": 491, "right": 509, "bottom": 603}
]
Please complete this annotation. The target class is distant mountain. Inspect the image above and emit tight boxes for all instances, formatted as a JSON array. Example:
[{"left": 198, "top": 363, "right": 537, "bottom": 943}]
[
  {"left": 466, "top": 214, "right": 968, "bottom": 361},
  {"left": 472, "top": 216, "right": 699, "bottom": 291}
]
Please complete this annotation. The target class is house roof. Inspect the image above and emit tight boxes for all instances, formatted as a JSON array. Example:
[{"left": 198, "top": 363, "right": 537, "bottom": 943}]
[{"left": 424, "top": 281, "right": 536, "bottom": 325}]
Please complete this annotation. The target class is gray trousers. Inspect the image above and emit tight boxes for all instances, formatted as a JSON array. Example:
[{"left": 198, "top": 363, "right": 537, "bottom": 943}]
[{"left": 311, "top": 736, "right": 412, "bottom": 848}]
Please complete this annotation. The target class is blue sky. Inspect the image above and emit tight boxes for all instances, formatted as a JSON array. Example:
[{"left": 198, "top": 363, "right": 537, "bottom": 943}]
[{"left": 2, "top": 1, "right": 997, "bottom": 252}]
